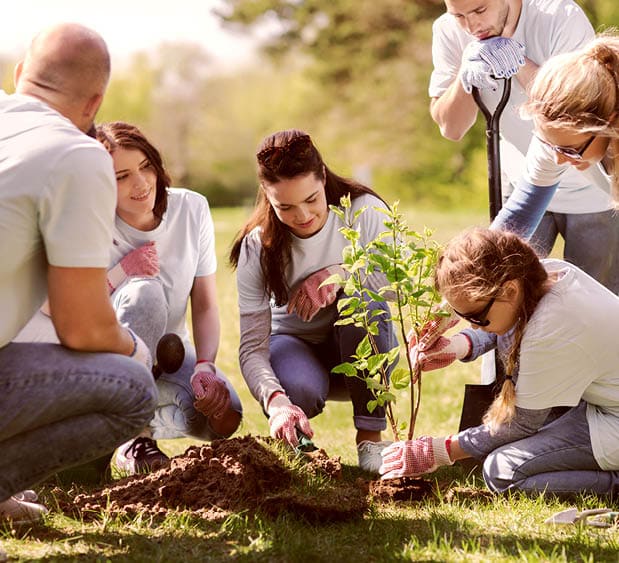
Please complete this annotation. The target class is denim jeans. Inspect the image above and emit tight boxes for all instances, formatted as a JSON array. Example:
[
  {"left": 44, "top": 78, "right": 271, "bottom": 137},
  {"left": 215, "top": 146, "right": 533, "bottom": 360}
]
[
  {"left": 483, "top": 402, "right": 619, "bottom": 497},
  {"left": 269, "top": 297, "right": 397, "bottom": 432},
  {"left": 530, "top": 210, "right": 619, "bottom": 294},
  {"left": 112, "top": 278, "right": 243, "bottom": 440},
  {"left": 0, "top": 342, "right": 157, "bottom": 501}
]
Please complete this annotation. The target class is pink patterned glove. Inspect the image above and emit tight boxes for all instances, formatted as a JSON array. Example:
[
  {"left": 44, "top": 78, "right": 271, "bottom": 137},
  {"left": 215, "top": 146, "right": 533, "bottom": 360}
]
[
  {"left": 107, "top": 241, "right": 159, "bottom": 293},
  {"left": 411, "top": 333, "right": 472, "bottom": 373},
  {"left": 408, "top": 312, "right": 461, "bottom": 381},
  {"left": 287, "top": 265, "right": 344, "bottom": 322},
  {"left": 379, "top": 436, "right": 454, "bottom": 480},
  {"left": 266, "top": 393, "right": 314, "bottom": 447},
  {"left": 190, "top": 361, "right": 231, "bottom": 419}
]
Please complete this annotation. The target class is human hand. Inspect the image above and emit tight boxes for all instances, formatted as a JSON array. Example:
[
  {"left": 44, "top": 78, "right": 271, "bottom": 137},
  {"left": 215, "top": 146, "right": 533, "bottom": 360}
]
[
  {"left": 379, "top": 436, "right": 453, "bottom": 480},
  {"left": 190, "top": 361, "right": 231, "bottom": 419},
  {"left": 266, "top": 393, "right": 313, "bottom": 447},
  {"left": 460, "top": 37, "right": 524, "bottom": 94},
  {"left": 126, "top": 327, "right": 153, "bottom": 370},
  {"left": 408, "top": 312, "right": 460, "bottom": 381},
  {"left": 287, "top": 265, "right": 344, "bottom": 322},
  {"left": 108, "top": 242, "right": 159, "bottom": 292},
  {"left": 409, "top": 333, "right": 471, "bottom": 375},
  {"left": 476, "top": 37, "right": 525, "bottom": 78}
]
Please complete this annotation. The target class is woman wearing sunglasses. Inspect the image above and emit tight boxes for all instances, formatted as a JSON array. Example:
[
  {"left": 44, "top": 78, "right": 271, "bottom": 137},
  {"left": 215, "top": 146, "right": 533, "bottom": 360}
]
[
  {"left": 493, "top": 33, "right": 619, "bottom": 288},
  {"left": 229, "top": 129, "right": 396, "bottom": 472},
  {"left": 380, "top": 227, "right": 619, "bottom": 498}
]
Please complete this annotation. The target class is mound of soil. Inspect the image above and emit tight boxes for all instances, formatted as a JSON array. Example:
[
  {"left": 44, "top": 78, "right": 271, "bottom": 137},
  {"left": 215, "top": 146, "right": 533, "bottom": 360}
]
[{"left": 60, "top": 435, "right": 367, "bottom": 523}]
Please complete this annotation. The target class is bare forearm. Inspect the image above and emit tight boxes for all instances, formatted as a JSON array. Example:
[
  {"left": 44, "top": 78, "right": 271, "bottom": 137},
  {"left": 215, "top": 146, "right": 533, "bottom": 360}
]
[
  {"left": 192, "top": 306, "right": 221, "bottom": 362},
  {"left": 430, "top": 82, "right": 478, "bottom": 141},
  {"left": 514, "top": 57, "right": 538, "bottom": 92}
]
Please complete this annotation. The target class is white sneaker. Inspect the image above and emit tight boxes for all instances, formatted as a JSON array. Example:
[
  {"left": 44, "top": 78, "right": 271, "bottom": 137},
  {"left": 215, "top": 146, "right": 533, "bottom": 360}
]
[
  {"left": 0, "top": 496, "right": 48, "bottom": 526},
  {"left": 12, "top": 490, "right": 38, "bottom": 503},
  {"left": 357, "top": 440, "right": 393, "bottom": 473}
]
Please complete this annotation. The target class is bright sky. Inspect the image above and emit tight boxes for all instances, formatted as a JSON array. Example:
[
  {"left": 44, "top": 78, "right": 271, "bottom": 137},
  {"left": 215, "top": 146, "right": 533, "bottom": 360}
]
[{"left": 1, "top": 0, "right": 262, "bottom": 69}]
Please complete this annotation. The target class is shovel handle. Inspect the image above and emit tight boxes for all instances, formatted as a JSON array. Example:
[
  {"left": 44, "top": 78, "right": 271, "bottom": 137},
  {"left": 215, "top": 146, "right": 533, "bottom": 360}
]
[{"left": 472, "top": 78, "right": 512, "bottom": 221}]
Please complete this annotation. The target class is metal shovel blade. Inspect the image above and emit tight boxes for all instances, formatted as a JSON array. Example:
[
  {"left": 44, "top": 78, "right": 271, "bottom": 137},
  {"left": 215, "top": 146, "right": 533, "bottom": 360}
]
[{"left": 545, "top": 508, "right": 613, "bottom": 526}]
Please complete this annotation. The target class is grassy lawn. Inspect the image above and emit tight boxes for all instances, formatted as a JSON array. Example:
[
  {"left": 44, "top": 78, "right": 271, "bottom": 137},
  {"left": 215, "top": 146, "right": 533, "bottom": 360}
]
[{"left": 2, "top": 206, "right": 617, "bottom": 562}]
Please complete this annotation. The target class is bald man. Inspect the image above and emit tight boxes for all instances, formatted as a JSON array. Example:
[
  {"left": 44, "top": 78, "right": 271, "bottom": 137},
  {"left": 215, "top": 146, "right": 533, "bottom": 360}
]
[{"left": 0, "top": 23, "right": 157, "bottom": 525}]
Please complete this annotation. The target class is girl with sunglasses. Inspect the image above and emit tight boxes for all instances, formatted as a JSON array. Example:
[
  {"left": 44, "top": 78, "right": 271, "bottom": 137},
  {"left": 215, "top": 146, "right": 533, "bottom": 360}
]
[
  {"left": 230, "top": 129, "right": 396, "bottom": 472},
  {"left": 494, "top": 33, "right": 619, "bottom": 291},
  {"left": 380, "top": 228, "right": 619, "bottom": 498}
]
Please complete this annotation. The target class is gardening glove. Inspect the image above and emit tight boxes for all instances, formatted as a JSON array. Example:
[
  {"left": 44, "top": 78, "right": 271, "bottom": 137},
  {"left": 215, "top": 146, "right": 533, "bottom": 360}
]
[
  {"left": 409, "top": 333, "right": 472, "bottom": 376},
  {"left": 416, "top": 310, "right": 460, "bottom": 352},
  {"left": 476, "top": 37, "right": 525, "bottom": 78},
  {"left": 266, "top": 393, "right": 313, "bottom": 447},
  {"left": 379, "top": 436, "right": 453, "bottom": 480},
  {"left": 107, "top": 241, "right": 159, "bottom": 293},
  {"left": 287, "top": 265, "right": 344, "bottom": 322},
  {"left": 460, "top": 38, "right": 524, "bottom": 94},
  {"left": 126, "top": 327, "right": 152, "bottom": 370},
  {"left": 190, "top": 361, "right": 231, "bottom": 419}
]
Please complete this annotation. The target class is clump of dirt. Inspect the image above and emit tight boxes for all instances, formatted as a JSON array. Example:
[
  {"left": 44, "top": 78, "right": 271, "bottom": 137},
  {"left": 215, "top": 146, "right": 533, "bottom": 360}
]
[
  {"left": 59, "top": 435, "right": 366, "bottom": 523},
  {"left": 368, "top": 477, "right": 434, "bottom": 502}
]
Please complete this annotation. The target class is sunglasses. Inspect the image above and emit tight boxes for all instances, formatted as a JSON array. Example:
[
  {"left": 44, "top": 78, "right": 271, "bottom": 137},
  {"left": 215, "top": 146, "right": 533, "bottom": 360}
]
[
  {"left": 256, "top": 135, "right": 313, "bottom": 172},
  {"left": 452, "top": 294, "right": 498, "bottom": 327},
  {"left": 536, "top": 134, "right": 595, "bottom": 160}
]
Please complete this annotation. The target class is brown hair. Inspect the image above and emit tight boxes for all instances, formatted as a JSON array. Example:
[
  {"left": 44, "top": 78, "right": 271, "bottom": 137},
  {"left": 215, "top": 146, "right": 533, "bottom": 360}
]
[
  {"left": 229, "top": 129, "right": 383, "bottom": 306},
  {"left": 96, "top": 121, "right": 170, "bottom": 223},
  {"left": 524, "top": 32, "right": 619, "bottom": 201},
  {"left": 435, "top": 228, "right": 551, "bottom": 432}
]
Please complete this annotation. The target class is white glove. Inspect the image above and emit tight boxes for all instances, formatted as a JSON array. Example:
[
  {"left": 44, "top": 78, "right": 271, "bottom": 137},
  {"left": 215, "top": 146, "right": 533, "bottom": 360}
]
[
  {"left": 266, "top": 393, "right": 313, "bottom": 447},
  {"left": 460, "top": 37, "right": 525, "bottom": 94}
]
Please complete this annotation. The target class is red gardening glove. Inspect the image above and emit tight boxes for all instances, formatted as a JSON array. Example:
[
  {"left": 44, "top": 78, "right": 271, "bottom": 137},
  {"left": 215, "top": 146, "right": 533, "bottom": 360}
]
[
  {"left": 379, "top": 436, "right": 453, "bottom": 480},
  {"left": 409, "top": 333, "right": 472, "bottom": 377},
  {"left": 266, "top": 393, "right": 313, "bottom": 447},
  {"left": 287, "top": 265, "right": 344, "bottom": 322},
  {"left": 108, "top": 242, "right": 159, "bottom": 292},
  {"left": 190, "top": 361, "right": 231, "bottom": 419},
  {"left": 416, "top": 311, "right": 459, "bottom": 352}
]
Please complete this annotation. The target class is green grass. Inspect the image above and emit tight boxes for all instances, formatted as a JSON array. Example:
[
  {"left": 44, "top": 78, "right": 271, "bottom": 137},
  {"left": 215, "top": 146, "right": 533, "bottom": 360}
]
[{"left": 2, "top": 207, "right": 616, "bottom": 562}]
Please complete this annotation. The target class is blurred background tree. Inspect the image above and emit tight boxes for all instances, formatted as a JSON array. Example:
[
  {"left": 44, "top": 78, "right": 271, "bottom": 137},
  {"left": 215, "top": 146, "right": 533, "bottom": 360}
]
[{"left": 3, "top": 0, "right": 616, "bottom": 210}]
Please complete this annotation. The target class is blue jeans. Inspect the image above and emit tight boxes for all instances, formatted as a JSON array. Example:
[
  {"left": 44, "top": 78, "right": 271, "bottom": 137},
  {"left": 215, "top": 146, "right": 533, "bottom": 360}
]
[
  {"left": 483, "top": 402, "right": 619, "bottom": 497},
  {"left": 530, "top": 210, "right": 619, "bottom": 294},
  {"left": 0, "top": 342, "right": 157, "bottom": 501},
  {"left": 112, "top": 278, "right": 243, "bottom": 440},
  {"left": 269, "top": 298, "right": 397, "bottom": 432}
]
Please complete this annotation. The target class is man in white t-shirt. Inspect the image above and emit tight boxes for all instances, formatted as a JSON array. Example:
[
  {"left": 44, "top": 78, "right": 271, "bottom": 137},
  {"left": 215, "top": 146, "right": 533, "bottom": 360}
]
[
  {"left": 0, "top": 23, "right": 157, "bottom": 525},
  {"left": 429, "top": 0, "right": 619, "bottom": 293}
]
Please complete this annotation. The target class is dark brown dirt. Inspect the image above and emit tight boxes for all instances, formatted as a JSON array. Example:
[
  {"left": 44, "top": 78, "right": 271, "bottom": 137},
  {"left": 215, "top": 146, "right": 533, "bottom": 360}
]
[
  {"left": 59, "top": 435, "right": 367, "bottom": 523},
  {"left": 56, "top": 435, "right": 485, "bottom": 524}
]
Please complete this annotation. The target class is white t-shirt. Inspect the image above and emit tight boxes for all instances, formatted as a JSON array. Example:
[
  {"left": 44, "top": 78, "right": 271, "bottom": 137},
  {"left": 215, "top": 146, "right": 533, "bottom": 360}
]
[
  {"left": 236, "top": 193, "right": 389, "bottom": 343},
  {"left": 0, "top": 91, "right": 116, "bottom": 346},
  {"left": 429, "top": 0, "right": 613, "bottom": 214},
  {"left": 516, "top": 259, "right": 619, "bottom": 469},
  {"left": 111, "top": 188, "right": 217, "bottom": 343}
]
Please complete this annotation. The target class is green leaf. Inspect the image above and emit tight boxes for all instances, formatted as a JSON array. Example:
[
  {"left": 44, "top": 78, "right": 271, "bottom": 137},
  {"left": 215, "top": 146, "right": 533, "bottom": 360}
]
[
  {"left": 355, "top": 335, "right": 372, "bottom": 358},
  {"left": 331, "top": 362, "right": 358, "bottom": 376},
  {"left": 367, "top": 400, "right": 378, "bottom": 414},
  {"left": 390, "top": 367, "right": 411, "bottom": 390}
]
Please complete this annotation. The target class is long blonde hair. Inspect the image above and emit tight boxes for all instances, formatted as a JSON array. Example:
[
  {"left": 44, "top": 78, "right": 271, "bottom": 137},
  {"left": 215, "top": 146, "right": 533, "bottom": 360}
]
[
  {"left": 435, "top": 229, "right": 552, "bottom": 432},
  {"left": 524, "top": 32, "right": 619, "bottom": 201}
]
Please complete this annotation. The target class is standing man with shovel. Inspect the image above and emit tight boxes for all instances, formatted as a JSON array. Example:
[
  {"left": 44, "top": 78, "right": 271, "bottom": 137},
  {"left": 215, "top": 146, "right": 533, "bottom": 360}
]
[
  {"left": 429, "top": 0, "right": 618, "bottom": 299},
  {"left": 423, "top": 1, "right": 619, "bottom": 426}
]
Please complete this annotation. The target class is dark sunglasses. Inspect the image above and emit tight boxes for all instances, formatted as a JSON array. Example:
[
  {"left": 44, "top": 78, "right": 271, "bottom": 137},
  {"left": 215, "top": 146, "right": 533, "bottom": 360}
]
[
  {"left": 536, "top": 134, "right": 595, "bottom": 161},
  {"left": 256, "top": 135, "right": 313, "bottom": 172},
  {"left": 452, "top": 294, "right": 497, "bottom": 327}
]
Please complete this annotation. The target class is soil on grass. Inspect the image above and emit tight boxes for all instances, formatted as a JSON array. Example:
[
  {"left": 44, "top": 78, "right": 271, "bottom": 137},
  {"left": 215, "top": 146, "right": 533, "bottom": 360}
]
[
  {"left": 56, "top": 435, "right": 491, "bottom": 523},
  {"left": 58, "top": 435, "right": 366, "bottom": 523}
]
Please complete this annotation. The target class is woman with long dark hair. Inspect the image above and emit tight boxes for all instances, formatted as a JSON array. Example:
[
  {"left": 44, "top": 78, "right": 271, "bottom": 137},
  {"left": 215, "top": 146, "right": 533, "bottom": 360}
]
[{"left": 230, "top": 129, "right": 396, "bottom": 473}]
